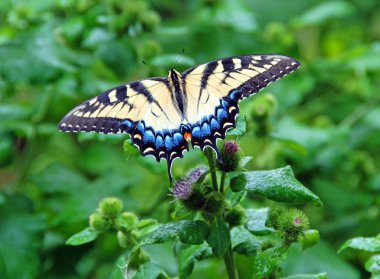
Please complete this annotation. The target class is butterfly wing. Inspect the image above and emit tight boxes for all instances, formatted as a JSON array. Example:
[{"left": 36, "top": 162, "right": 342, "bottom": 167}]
[
  {"left": 59, "top": 78, "right": 189, "bottom": 177},
  {"left": 182, "top": 54, "right": 300, "bottom": 151}
]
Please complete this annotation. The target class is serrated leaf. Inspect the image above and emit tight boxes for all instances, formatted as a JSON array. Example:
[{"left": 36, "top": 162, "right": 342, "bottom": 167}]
[
  {"left": 245, "top": 208, "right": 274, "bottom": 236},
  {"left": 139, "top": 220, "right": 208, "bottom": 246},
  {"left": 227, "top": 114, "right": 246, "bottom": 136},
  {"left": 206, "top": 215, "right": 230, "bottom": 257},
  {"left": 66, "top": 227, "right": 99, "bottom": 246},
  {"left": 230, "top": 166, "right": 322, "bottom": 206},
  {"left": 339, "top": 235, "right": 380, "bottom": 253}
]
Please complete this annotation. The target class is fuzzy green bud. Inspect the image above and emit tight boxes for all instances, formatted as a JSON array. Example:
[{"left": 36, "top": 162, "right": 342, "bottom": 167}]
[
  {"left": 99, "top": 197, "right": 123, "bottom": 219},
  {"left": 225, "top": 205, "right": 246, "bottom": 227},
  {"left": 265, "top": 208, "right": 283, "bottom": 230},
  {"left": 182, "top": 186, "right": 207, "bottom": 211},
  {"left": 117, "top": 212, "right": 139, "bottom": 231},
  {"left": 277, "top": 208, "right": 310, "bottom": 243},
  {"left": 202, "top": 192, "right": 226, "bottom": 214},
  {"left": 217, "top": 141, "right": 241, "bottom": 172},
  {"left": 89, "top": 212, "right": 111, "bottom": 232}
]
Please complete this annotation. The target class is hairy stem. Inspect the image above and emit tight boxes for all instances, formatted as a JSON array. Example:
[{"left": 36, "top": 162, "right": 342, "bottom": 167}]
[
  {"left": 220, "top": 171, "right": 226, "bottom": 193},
  {"left": 204, "top": 147, "right": 218, "bottom": 191},
  {"left": 223, "top": 245, "right": 238, "bottom": 279}
]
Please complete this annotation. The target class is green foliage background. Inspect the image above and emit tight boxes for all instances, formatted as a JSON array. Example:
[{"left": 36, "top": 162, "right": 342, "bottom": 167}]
[{"left": 0, "top": 0, "right": 379, "bottom": 278}]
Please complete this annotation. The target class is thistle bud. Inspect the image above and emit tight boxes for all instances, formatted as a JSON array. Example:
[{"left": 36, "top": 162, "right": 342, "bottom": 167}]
[
  {"left": 217, "top": 141, "right": 241, "bottom": 172},
  {"left": 186, "top": 165, "right": 208, "bottom": 184},
  {"left": 277, "top": 208, "right": 310, "bottom": 243},
  {"left": 99, "top": 197, "right": 123, "bottom": 219},
  {"left": 202, "top": 192, "right": 226, "bottom": 214},
  {"left": 89, "top": 212, "right": 111, "bottom": 232},
  {"left": 117, "top": 212, "right": 139, "bottom": 231},
  {"left": 225, "top": 205, "right": 246, "bottom": 227},
  {"left": 171, "top": 179, "right": 206, "bottom": 211}
]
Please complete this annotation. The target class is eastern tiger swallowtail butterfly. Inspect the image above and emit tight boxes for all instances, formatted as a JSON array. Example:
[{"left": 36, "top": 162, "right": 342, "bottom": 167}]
[{"left": 59, "top": 54, "right": 300, "bottom": 181}]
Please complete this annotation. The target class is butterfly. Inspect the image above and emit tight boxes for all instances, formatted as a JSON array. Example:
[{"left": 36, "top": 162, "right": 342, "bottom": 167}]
[{"left": 59, "top": 54, "right": 300, "bottom": 181}]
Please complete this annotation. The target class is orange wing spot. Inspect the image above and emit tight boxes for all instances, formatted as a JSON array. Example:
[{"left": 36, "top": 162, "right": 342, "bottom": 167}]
[
  {"left": 184, "top": 132, "right": 192, "bottom": 141},
  {"left": 134, "top": 133, "right": 142, "bottom": 140},
  {"left": 228, "top": 106, "right": 236, "bottom": 113}
]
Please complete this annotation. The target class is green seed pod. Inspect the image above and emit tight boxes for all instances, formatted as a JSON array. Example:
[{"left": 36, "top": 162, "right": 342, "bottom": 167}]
[
  {"left": 225, "top": 205, "right": 246, "bottom": 227},
  {"left": 99, "top": 197, "right": 123, "bottom": 219},
  {"left": 117, "top": 212, "right": 139, "bottom": 231},
  {"left": 89, "top": 212, "right": 111, "bottom": 232}
]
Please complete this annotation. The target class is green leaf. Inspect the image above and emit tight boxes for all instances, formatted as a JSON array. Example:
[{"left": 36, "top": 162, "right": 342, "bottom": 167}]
[
  {"left": 339, "top": 235, "right": 380, "bottom": 253},
  {"left": 300, "top": 230, "right": 320, "bottom": 250},
  {"left": 293, "top": 1, "right": 355, "bottom": 27},
  {"left": 365, "top": 255, "right": 380, "bottom": 275},
  {"left": 280, "top": 273, "right": 327, "bottom": 279},
  {"left": 139, "top": 220, "right": 209, "bottom": 246},
  {"left": 227, "top": 114, "right": 246, "bottom": 136},
  {"left": 206, "top": 215, "right": 230, "bottom": 257},
  {"left": 230, "top": 166, "right": 322, "bottom": 206},
  {"left": 131, "top": 262, "right": 170, "bottom": 279},
  {"left": 66, "top": 227, "right": 99, "bottom": 246},
  {"left": 231, "top": 226, "right": 260, "bottom": 256},
  {"left": 245, "top": 208, "right": 274, "bottom": 236},
  {"left": 253, "top": 247, "right": 288, "bottom": 278},
  {"left": 177, "top": 242, "right": 212, "bottom": 278}
]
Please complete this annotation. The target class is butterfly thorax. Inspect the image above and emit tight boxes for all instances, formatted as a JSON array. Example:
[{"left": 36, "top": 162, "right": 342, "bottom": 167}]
[{"left": 168, "top": 69, "right": 186, "bottom": 116}]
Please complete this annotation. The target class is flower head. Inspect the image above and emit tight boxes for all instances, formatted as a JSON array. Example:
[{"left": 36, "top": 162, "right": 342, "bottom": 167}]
[
  {"left": 171, "top": 179, "right": 193, "bottom": 200},
  {"left": 186, "top": 165, "right": 208, "bottom": 184},
  {"left": 223, "top": 141, "right": 239, "bottom": 154},
  {"left": 217, "top": 141, "right": 241, "bottom": 172}
]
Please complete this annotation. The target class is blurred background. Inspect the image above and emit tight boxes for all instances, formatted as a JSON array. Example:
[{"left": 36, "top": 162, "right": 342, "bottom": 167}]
[{"left": 0, "top": 0, "right": 379, "bottom": 278}]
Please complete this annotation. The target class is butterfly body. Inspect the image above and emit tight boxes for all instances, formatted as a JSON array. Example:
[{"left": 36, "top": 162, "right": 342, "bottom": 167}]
[{"left": 59, "top": 54, "right": 300, "bottom": 180}]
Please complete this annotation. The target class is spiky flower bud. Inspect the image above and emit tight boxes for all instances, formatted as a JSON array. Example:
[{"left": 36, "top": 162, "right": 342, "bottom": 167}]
[
  {"left": 117, "top": 212, "right": 139, "bottom": 231},
  {"left": 99, "top": 197, "right": 124, "bottom": 219},
  {"left": 202, "top": 192, "right": 227, "bottom": 214},
  {"left": 225, "top": 205, "right": 246, "bottom": 227},
  {"left": 217, "top": 141, "right": 241, "bottom": 172},
  {"left": 89, "top": 212, "right": 111, "bottom": 232},
  {"left": 266, "top": 208, "right": 283, "bottom": 230},
  {"left": 277, "top": 208, "right": 310, "bottom": 243}
]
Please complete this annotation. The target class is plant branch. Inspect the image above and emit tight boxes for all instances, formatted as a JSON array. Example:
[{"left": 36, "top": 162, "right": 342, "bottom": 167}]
[{"left": 220, "top": 171, "right": 226, "bottom": 193}]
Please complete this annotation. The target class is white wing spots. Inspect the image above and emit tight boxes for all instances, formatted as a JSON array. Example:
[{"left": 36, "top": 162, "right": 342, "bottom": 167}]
[
  {"left": 108, "top": 89, "right": 118, "bottom": 103},
  {"left": 143, "top": 147, "right": 155, "bottom": 154},
  {"left": 232, "top": 58, "right": 242, "bottom": 69},
  {"left": 263, "top": 64, "right": 272, "bottom": 69}
]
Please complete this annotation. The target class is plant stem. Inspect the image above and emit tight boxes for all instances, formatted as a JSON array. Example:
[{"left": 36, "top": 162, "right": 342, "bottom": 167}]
[
  {"left": 223, "top": 245, "right": 238, "bottom": 279},
  {"left": 204, "top": 147, "right": 218, "bottom": 191},
  {"left": 220, "top": 171, "right": 226, "bottom": 193}
]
